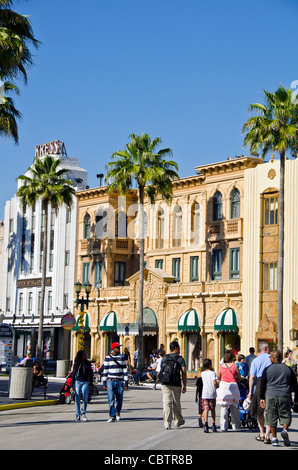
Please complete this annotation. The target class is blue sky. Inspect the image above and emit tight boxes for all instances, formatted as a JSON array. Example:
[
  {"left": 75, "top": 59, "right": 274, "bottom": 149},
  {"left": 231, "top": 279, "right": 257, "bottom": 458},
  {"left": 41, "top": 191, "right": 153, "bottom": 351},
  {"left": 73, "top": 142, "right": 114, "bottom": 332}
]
[{"left": 1, "top": 0, "right": 298, "bottom": 218}]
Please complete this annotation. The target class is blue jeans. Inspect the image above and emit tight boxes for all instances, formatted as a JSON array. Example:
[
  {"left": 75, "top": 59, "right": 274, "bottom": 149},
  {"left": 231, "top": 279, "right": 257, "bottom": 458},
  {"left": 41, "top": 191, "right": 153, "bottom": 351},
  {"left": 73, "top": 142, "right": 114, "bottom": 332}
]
[
  {"left": 75, "top": 380, "right": 89, "bottom": 417},
  {"left": 107, "top": 380, "right": 123, "bottom": 418}
]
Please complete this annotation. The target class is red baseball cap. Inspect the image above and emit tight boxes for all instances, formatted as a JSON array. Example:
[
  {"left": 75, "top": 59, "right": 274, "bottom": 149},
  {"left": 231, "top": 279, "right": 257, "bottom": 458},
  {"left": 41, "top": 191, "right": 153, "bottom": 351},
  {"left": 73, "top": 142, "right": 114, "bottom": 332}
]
[{"left": 111, "top": 342, "right": 121, "bottom": 350}]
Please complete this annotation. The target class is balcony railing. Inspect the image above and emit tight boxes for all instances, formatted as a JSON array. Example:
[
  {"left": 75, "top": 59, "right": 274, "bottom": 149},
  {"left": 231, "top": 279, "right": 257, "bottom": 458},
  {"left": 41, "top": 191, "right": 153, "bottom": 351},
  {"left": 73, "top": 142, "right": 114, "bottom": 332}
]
[{"left": 206, "top": 218, "right": 243, "bottom": 242}]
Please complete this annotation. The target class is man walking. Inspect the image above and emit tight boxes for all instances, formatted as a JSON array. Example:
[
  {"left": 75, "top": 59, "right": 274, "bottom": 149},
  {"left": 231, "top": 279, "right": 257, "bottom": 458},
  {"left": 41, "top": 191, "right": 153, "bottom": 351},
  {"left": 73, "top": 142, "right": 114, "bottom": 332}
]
[
  {"left": 102, "top": 342, "right": 128, "bottom": 422},
  {"left": 159, "top": 340, "right": 187, "bottom": 430},
  {"left": 247, "top": 342, "right": 271, "bottom": 443},
  {"left": 260, "top": 350, "right": 298, "bottom": 447},
  {"left": 245, "top": 347, "right": 257, "bottom": 375}
]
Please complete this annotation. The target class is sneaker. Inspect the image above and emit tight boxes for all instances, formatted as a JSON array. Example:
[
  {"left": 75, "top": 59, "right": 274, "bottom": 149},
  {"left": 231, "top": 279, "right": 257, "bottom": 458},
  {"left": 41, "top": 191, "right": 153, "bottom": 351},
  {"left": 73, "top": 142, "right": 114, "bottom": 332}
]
[
  {"left": 164, "top": 424, "right": 171, "bottom": 430},
  {"left": 177, "top": 419, "right": 185, "bottom": 428},
  {"left": 211, "top": 423, "right": 217, "bottom": 432},
  {"left": 81, "top": 414, "right": 88, "bottom": 422},
  {"left": 272, "top": 438, "right": 279, "bottom": 447},
  {"left": 74, "top": 416, "right": 80, "bottom": 422},
  {"left": 281, "top": 430, "right": 290, "bottom": 446},
  {"left": 107, "top": 418, "right": 115, "bottom": 423},
  {"left": 204, "top": 423, "right": 209, "bottom": 433},
  {"left": 116, "top": 413, "right": 121, "bottom": 421}
]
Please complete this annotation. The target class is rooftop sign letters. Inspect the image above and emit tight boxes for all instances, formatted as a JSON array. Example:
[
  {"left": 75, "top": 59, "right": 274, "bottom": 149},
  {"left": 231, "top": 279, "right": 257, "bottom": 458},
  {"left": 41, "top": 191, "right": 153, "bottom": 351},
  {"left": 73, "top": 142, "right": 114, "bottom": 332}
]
[{"left": 35, "top": 140, "right": 67, "bottom": 158}]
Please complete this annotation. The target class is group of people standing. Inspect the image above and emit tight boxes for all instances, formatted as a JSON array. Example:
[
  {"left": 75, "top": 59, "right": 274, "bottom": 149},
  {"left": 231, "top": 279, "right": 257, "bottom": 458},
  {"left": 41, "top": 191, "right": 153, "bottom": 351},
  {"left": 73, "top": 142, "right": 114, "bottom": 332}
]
[{"left": 69, "top": 340, "right": 298, "bottom": 448}]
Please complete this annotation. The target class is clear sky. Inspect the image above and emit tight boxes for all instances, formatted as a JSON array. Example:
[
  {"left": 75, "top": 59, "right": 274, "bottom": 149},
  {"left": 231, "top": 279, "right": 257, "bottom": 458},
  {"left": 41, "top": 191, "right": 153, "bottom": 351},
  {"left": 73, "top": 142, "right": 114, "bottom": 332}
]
[{"left": 1, "top": 0, "right": 298, "bottom": 218}]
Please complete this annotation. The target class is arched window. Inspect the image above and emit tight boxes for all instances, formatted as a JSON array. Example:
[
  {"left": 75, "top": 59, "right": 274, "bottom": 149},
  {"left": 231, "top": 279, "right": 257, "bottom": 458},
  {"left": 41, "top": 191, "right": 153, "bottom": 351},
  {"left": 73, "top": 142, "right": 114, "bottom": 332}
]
[
  {"left": 115, "top": 211, "right": 127, "bottom": 238},
  {"left": 156, "top": 208, "right": 164, "bottom": 249},
  {"left": 172, "top": 205, "right": 182, "bottom": 247},
  {"left": 95, "top": 210, "right": 108, "bottom": 238},
  {"left": 84, "top": 213, "right": 91, "bottom": 239},
  {"left": 191, "top": 202, "right": 200, "bottom": 244},
  {"left": 213, "top": 191, "right": 223, "bottom": 221},
  {"left": 230, "top": 188, "right": 240, "bottom": 219}
]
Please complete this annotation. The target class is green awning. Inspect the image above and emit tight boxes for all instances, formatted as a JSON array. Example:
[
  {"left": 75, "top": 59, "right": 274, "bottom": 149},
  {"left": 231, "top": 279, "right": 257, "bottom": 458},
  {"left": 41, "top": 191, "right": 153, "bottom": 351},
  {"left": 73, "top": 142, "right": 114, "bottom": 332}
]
[
  {"left": 73, "top": 313, "right": 89, "bottom": 332},
  {"left": 178, "top": 309, "right": 200, "bottom": 331},
  {"left": 99, "top": 311, "right": 117, "bottom": 331},
  {"left": 214, "top": 308, "right": 239, "bottom": 332}
]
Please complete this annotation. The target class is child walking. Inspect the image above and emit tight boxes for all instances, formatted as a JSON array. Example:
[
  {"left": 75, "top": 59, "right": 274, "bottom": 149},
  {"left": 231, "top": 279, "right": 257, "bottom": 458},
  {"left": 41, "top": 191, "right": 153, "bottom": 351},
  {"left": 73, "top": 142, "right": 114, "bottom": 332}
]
[{"left": 199, "top": 359, "right": 218, "bottom": 432}]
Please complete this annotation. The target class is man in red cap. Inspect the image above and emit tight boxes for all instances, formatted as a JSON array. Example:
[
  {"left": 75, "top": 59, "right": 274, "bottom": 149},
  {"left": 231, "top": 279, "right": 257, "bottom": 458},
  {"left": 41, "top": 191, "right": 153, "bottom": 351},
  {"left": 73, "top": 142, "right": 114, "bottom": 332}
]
[{"left": 102, "top": 342, "right": 128, "bottom": 422}]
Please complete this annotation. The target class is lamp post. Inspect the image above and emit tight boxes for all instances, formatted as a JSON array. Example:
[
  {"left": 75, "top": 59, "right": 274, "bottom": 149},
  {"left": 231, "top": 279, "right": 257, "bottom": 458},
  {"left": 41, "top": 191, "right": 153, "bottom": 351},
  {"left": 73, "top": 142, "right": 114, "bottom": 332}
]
[{"left": 74, "top": 281, "right": 92, "bottom": 351}]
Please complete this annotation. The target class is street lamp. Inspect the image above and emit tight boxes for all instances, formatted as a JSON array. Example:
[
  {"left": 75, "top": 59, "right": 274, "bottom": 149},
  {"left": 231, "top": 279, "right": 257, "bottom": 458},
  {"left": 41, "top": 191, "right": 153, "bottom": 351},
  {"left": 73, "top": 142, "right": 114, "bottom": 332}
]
[{"left": 74, "top": 281, "right": 92, "bottom": 350}]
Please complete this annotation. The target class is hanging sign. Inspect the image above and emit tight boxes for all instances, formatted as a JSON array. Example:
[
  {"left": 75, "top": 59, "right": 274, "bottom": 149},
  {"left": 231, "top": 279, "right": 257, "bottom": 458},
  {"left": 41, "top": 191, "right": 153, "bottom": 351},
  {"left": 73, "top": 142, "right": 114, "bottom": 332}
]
[{"left": 61, "top": 313, "right": 76, "bottom": 331}]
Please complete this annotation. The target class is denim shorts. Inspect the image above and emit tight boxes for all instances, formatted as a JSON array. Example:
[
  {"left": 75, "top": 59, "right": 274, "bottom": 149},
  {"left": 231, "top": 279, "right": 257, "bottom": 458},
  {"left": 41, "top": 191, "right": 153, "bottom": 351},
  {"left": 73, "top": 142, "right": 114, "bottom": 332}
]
[{"left": 265, "top": 396, "right": 292, "bottom": 427}]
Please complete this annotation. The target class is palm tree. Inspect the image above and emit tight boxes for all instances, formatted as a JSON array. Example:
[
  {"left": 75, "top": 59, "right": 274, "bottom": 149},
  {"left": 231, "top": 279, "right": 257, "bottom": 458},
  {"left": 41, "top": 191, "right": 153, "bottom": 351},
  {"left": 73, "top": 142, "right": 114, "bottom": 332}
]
[
  {"left": 105, "top": 133, "right": 179, "bottom": 374},
  {"left": 0, "top": 0, "right": 39, "bottom": 83},
  {"left": 242, "top": 86, "right": 298, "bottom": 353},
  {"left": 0, "top": 0, "right": 39, "bottom": 142},
  {"left": 0, "top": 80, "right": 21, "bottom": 143},
  {"left": 17, "top": 156, "right": 75, "bottom": 363}
]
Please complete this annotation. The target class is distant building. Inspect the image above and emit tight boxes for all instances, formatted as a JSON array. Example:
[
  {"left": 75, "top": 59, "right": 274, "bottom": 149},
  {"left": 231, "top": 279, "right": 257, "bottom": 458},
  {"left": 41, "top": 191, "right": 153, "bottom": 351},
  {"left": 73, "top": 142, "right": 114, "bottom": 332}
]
[{"left": 1, "top": 141, "right": 87, "bottom": 362}]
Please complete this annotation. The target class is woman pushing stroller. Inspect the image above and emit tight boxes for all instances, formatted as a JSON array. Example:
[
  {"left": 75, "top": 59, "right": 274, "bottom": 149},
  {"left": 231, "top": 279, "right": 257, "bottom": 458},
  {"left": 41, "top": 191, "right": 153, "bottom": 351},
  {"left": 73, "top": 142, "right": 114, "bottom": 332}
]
[{"left": 70, "top": 350, "right": 93, "bottom": 422}]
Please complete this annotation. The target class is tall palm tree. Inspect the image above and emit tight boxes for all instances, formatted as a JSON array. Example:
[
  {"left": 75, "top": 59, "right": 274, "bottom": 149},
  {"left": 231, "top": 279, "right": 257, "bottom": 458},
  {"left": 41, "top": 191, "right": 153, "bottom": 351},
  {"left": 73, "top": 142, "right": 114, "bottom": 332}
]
[
  {"left": 242, "top": 86, "right": 298, "bottom": 352},
  {"left": 106, "top": 133, "right": 179, "bottom": 374},
  {"left": 17, "top": 156, "right": 75, "bottom": 363}
]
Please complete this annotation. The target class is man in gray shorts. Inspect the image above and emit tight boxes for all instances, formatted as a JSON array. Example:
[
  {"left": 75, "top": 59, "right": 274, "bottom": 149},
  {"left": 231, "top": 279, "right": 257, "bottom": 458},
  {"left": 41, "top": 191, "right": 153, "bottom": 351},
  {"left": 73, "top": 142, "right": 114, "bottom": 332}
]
[{"left": 260, "top": 350, "right": 298, "bottom": 447}]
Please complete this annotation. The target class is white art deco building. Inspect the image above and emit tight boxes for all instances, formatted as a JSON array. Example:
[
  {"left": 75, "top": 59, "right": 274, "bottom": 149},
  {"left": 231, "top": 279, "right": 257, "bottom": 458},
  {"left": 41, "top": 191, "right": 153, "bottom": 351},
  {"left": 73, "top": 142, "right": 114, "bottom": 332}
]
[{"left": 1, "top": 141, "right": 88, "bottom": 363}]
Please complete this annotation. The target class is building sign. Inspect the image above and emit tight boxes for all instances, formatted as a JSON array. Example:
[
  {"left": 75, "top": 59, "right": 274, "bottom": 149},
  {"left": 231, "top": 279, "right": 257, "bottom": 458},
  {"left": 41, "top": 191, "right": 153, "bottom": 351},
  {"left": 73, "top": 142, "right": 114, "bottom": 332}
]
[
  {"left": 35, "top": 140, "right": 67, "bottom": 158},
  {"left": 61, "top": 312, "right": 76, "bottom": 331},
  {"left": 17, "top": 277, "right": 52, "bottom": 288},
  {"left": 0, "top": 324, "right": 14, "bottom": 371}
]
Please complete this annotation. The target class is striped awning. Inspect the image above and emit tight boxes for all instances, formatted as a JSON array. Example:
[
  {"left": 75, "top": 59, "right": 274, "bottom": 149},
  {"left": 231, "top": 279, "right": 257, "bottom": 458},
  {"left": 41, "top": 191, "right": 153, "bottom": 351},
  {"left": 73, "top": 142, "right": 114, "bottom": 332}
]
[
  {"left": 178, "top": 309, "right": 200, "bottom": 332},
  {"left": 214, "top": 308, "right": 239, "bottom": 332},
  {"left": 99, "top": 311, "right": 117, "bottom": 331}
]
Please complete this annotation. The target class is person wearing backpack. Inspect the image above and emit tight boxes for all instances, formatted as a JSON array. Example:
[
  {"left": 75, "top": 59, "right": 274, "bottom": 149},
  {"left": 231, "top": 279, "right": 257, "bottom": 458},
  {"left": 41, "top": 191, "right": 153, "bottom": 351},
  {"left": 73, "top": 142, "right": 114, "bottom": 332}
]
[{"left": 159, "top": 340, "right": 187, "bottom": 430}]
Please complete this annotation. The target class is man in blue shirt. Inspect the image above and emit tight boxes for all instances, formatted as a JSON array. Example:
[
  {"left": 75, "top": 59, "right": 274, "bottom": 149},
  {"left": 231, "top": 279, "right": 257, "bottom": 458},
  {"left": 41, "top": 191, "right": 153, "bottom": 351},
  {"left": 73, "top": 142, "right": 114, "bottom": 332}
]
[{"left": 247, "top": 342, "right": 272, "bottom": 443}]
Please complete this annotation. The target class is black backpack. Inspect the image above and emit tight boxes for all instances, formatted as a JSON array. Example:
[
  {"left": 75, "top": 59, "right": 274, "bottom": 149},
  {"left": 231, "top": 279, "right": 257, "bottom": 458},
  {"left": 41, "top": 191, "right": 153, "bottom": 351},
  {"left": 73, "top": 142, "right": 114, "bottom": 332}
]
[{"left": 159, "top": 355, "right": 181, "bottom": 386}]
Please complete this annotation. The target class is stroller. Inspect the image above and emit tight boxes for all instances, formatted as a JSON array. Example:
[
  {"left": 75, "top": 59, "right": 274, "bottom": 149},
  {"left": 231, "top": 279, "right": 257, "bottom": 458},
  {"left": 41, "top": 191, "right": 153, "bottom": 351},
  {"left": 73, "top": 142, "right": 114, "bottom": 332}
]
[
  {"left": 59, "top": 372, "right": 74, "bottom": 404},
  {"left": 59, "top": 372, "right": 98, "bottom": 404},
  {"left": 238, "top": 380, "right": 258, "bottom": 429}
]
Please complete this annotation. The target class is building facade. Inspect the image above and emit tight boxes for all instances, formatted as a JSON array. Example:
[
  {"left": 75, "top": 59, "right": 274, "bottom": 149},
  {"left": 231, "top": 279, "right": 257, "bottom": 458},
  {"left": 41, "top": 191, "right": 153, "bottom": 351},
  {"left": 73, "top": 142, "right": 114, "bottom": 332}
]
[
  {"left": 74, "top": 156, "right": 263, "bottom": 373},
  {"left": 242, "top": 155, "right": 298, "bottom": 360},
  {"left": 1, "top": 141, "right": 88, "bottom": 362}
]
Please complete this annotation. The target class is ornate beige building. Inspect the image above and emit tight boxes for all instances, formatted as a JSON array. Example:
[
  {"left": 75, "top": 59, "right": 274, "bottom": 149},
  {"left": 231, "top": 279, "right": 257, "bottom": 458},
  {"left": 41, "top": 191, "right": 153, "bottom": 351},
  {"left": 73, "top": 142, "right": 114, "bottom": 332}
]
[{"left": 73, "top": 155, "right": 269, "bottom": 375}]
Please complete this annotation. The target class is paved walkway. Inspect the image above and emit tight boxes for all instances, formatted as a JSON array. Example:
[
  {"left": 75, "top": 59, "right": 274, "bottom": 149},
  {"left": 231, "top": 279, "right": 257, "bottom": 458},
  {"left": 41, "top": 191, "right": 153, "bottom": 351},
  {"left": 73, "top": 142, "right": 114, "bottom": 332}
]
[{"left": 0, "top": 375, "right": 298, "bottom": 451}]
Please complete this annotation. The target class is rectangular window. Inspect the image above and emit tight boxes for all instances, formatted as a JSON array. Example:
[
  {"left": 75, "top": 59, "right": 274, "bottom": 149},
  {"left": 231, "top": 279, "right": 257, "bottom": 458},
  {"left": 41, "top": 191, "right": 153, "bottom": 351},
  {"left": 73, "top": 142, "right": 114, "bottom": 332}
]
[
  {"left": 212, "top": 249, "right": 222, "bottom": 280},
  {"left": 264, "top": 194, "right": 278, "bottom": 225},
  {"left": 82, "top": 262, "right": 90, "bottom": 286},
  {"left": 49, "top": 250, "right": 54, "bottom": 271},
  {"left": 95, "top": 261, "right": 102, "bottom": 288},
  {"left": 9, "top": 218, "right": 13, "bottom": 233},
  {"left": 63, "top": 294, "right": 68, "bottom": 310},
  {"left": 6, "top": 297, "right": 10, "bottom": 312},
  {"left": 155, "top": 259, "right": 163, "bottom": 269},
  {"left": 65, "top": 250, "right": 70, "bottom": 266},
  {"left": 114, "top": 261, "right": 126, "bottom": 286},
  {"left": 230, "top": 248, "right": 240, "bottom": 279},
  {"left": 172, "top": 258, "right": 181, "bottom": 282},
  {"left": 190, "top": 256, "right": 199, "bottom": 282},
  {"left": 28, "top": 292, "right": 33, "bottom": 314},
  {"left": 18, "top": 293, "right": 23, "bottom": 313},
  {"left": 37, "top": 291, "right": 41, "bottom": 315},
  {"left": 47, "top": 291, "right": 52, "bottom": 313},
  {"left": 263, "top": 262, "right": 278, "bottom": 291},
  {"left": 66, "top": 207, "right": 71, "bottom": 223}
]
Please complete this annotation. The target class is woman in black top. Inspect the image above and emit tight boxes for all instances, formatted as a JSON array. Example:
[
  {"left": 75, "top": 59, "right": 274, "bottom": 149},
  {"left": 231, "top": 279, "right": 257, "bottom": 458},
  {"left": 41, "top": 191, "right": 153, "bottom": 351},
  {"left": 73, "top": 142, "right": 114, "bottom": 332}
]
[{"left": 70, "top": 350, "right": 93, "bottom": 422}]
